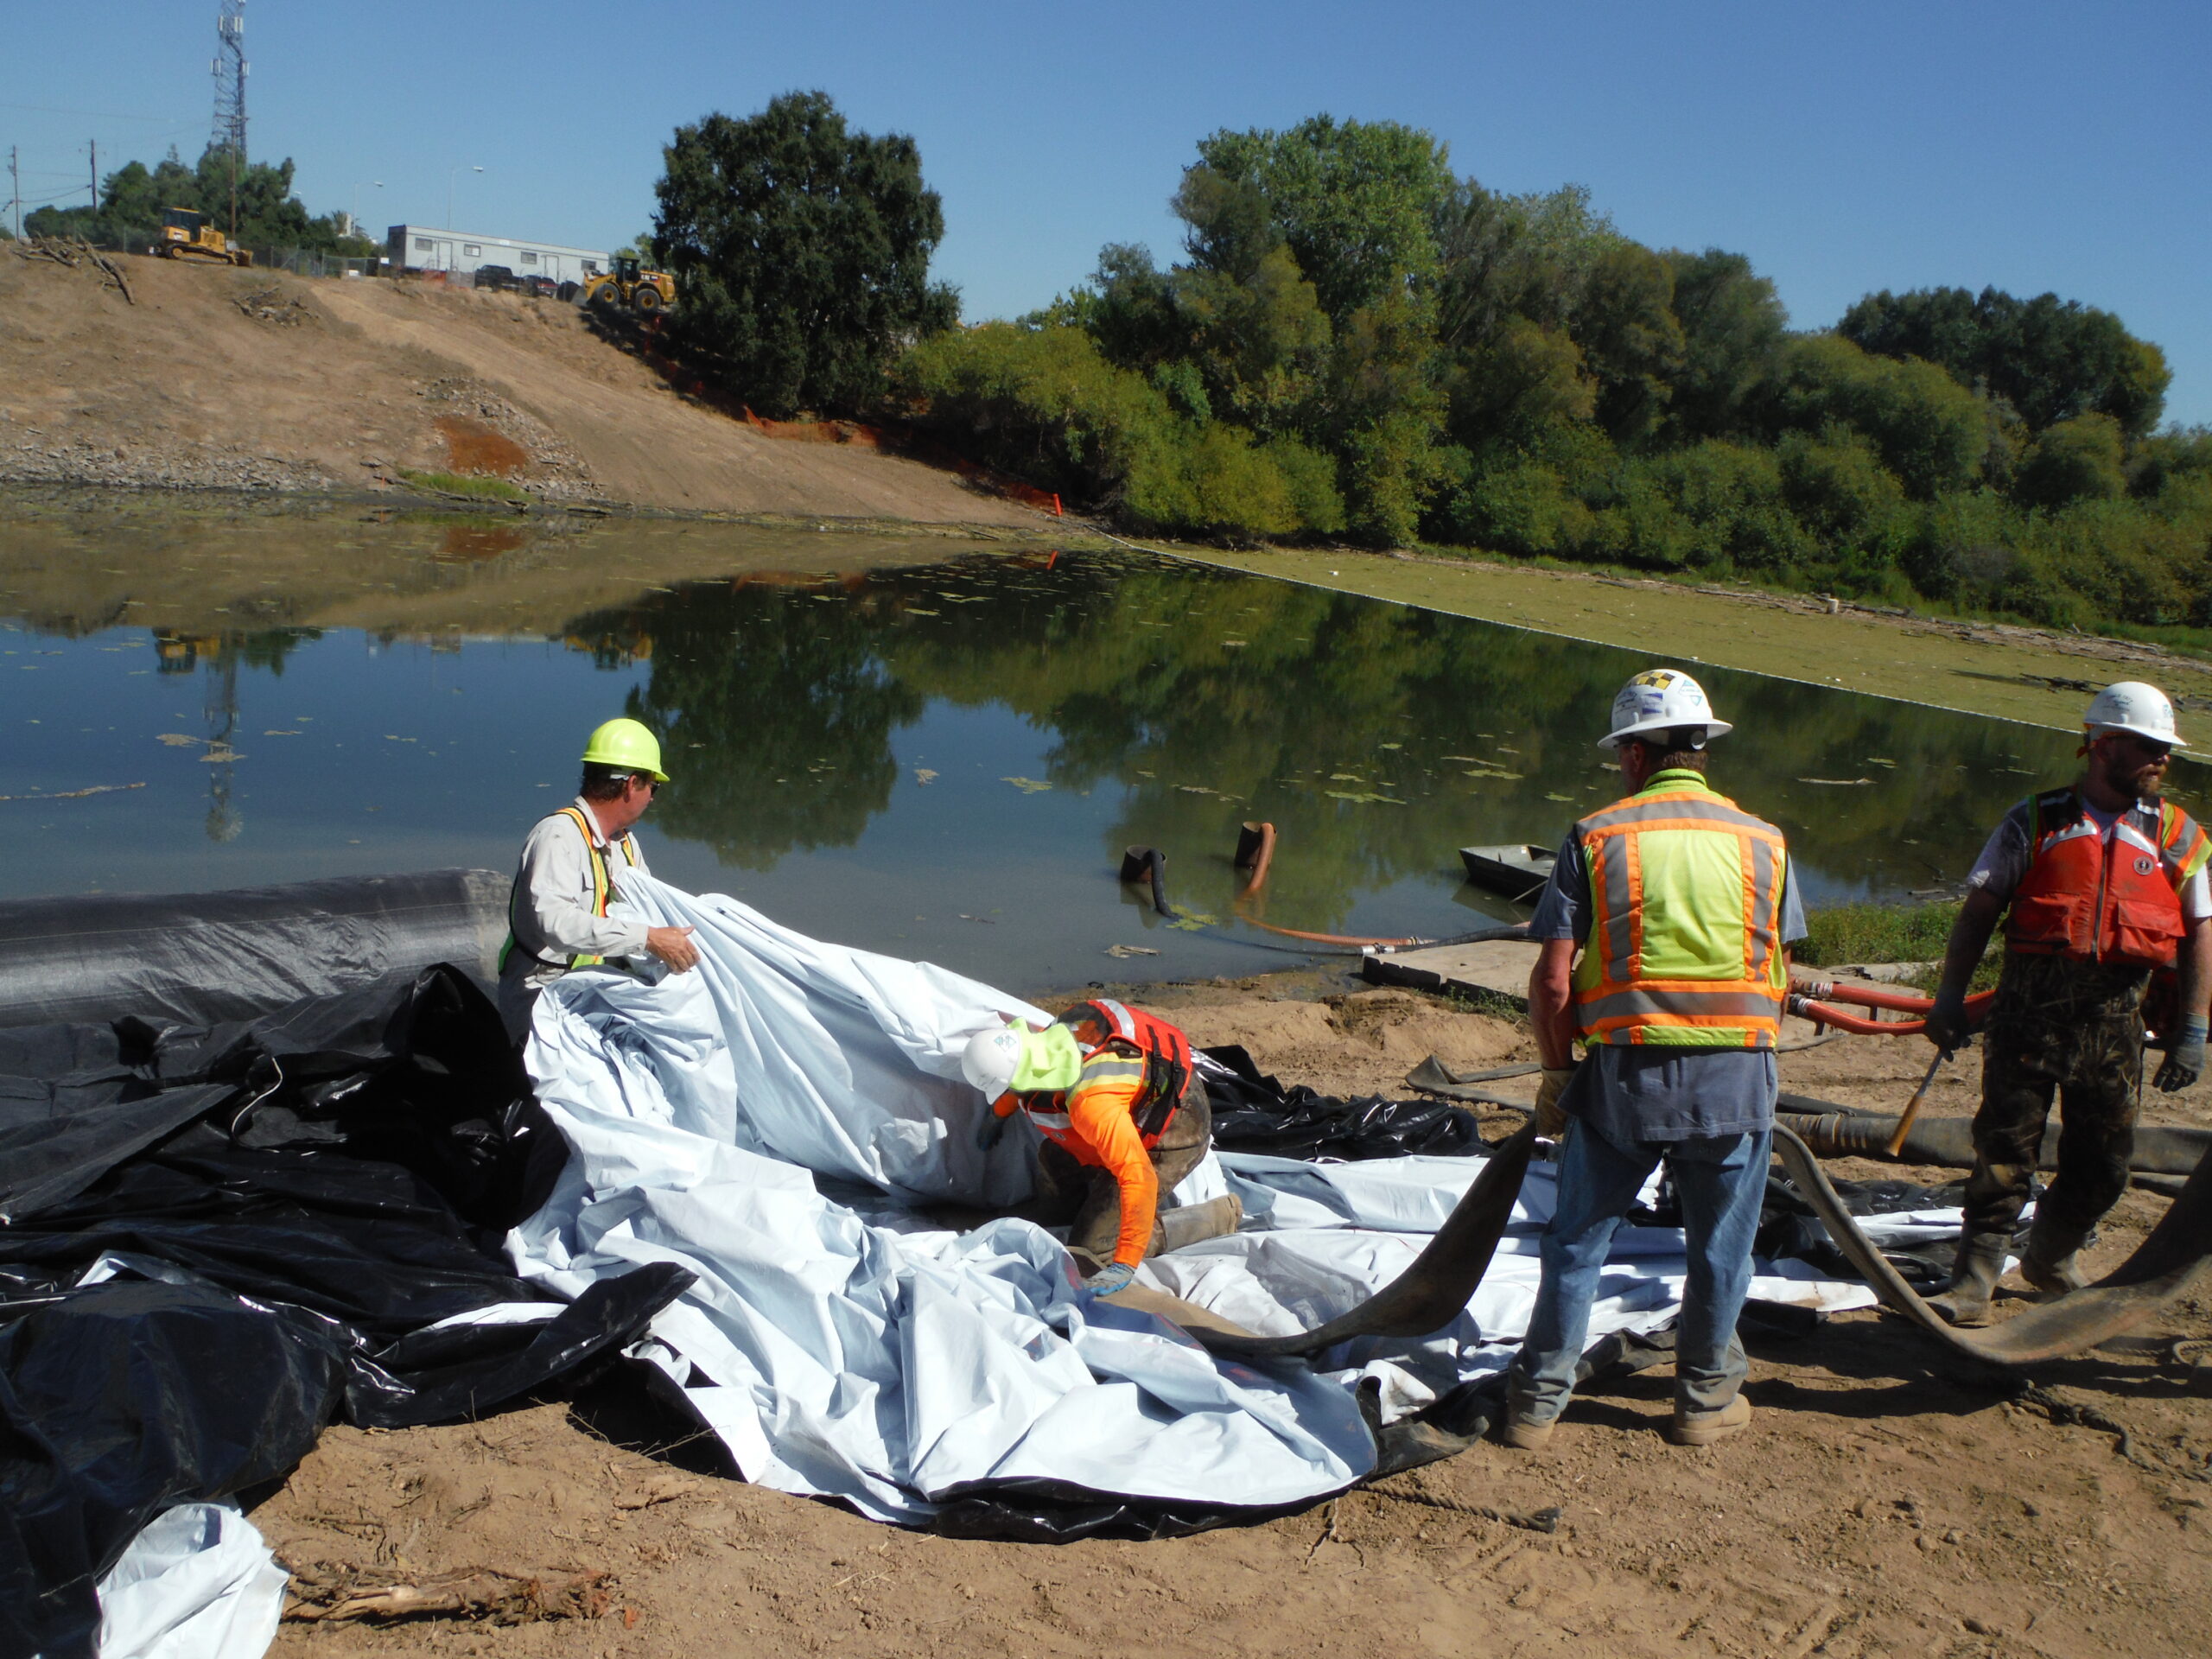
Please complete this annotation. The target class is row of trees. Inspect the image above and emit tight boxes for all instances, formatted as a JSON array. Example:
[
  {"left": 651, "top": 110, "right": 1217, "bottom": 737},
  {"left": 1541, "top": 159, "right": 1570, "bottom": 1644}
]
[
  {"left": 24, "top": 144, "right": 372, "bottom": 256},
  {"left": 650, "top": 95, "right": 2212, "bottom": 633}
]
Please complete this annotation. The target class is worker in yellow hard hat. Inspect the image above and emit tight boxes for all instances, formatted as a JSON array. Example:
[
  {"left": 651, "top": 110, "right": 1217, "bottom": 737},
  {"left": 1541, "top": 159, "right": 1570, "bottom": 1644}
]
[{"left": 496, "top": 718, "right": 701, "bottom": 1040}]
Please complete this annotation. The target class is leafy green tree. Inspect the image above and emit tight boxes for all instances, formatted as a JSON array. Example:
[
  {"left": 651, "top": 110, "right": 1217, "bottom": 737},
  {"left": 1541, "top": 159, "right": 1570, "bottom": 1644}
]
[
  {"left": 1662, "top": 249, "right": 1787, "bottom": 441},
  {"left": 25, "top": 144, "right": 368, "bottom": 253},
  {"left": 1839, "top": 286, "right": 2169, "bottom": 436},
  {"left": 1189, "top": 116, "right": 1455, "bottom": 323},
  {"left": 1758, "top": 335, "right": 1985, "bottom": 499},
  {"left": 1570, "top": 243, "right": 1685, "bottom": 445},
  {"left": 654, "top": 91, "right": 958, "bottom": 416},
  {"left": 2014, "top": 412, "right": 2127, "bottom": 508}
]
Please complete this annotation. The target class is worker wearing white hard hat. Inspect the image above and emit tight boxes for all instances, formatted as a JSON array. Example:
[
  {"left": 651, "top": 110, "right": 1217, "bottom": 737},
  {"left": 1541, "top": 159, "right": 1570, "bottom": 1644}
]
[
  {"left": 1505, "top": 669, "right": 1803, "bottom": 1451},
  {"left": 1922, "top": 681, "right": 2212, "bottom": 1326},
  {"left": 496, "top": 718, "right": 702, "bottom": 1042}
]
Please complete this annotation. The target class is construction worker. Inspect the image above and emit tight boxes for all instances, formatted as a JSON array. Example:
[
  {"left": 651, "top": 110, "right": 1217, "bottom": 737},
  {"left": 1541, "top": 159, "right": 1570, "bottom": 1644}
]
[
  {"left": 498, "top": 718, "right": 702, "bottom": 1041},
  {"left": 960, "top": 1000, "right": 1242, "bottom": 1294},
  {"left": 1922, "top": 682, "right": 2212, "bottom": 1325},
  {"left": 1505, "top": 668, "right": 1802, "bottom": 1449}
]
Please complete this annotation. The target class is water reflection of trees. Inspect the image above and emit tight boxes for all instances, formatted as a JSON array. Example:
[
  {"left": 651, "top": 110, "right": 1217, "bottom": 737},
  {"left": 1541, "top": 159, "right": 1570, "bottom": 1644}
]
[
  {"left": 567, "top": 582, "right": 924, "bottom": 871},
  {"left": 569, "top": 553, "right": 2094, "bottom": 922}
]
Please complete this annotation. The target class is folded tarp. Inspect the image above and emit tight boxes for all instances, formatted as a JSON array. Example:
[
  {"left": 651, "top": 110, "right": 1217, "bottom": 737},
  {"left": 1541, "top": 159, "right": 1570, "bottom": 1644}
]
[
  {"left": 0, "top": 869, "right": 510, "bottom": 1032},
  {"left": 514, "top": 876, "right": 1935, "bottom": 1527},
  {"left": 0, "top": 967, "right": 688, "bottom": 1659}
]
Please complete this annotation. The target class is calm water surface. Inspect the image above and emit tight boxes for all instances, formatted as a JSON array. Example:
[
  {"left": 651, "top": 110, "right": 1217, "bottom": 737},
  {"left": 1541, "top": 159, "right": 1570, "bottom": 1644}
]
[{"left": 3, "top": 500, "right": 2182, "bottom": 990}]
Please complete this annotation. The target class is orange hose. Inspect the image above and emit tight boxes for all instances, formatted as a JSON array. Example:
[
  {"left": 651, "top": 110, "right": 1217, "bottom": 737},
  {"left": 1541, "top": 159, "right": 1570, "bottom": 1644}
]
[
  {"left": 1238, "top": 821, "right": 1276, "bottom": 897},
  {"left": 1788, "top": 988, "right": 1994, "bottom": 1036},
  {"left": 1241, "top": 918, "right": 1429, "bottom": 948}
]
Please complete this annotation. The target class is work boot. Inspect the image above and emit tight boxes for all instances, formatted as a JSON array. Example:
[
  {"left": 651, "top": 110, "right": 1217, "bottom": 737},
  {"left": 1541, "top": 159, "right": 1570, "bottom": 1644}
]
[
  {"left": 1499, "top": 1414, "right": 1556, "bottom": 1451},
  {"left": 1669, "top": 1395, "right": 1752, "bottom": 1446},
  {"left": 1926, "top": 1230, "right": 2009, "bottom": 1328},
  {"left": 2019, "top": 1214, "right": 2093, "bottom": 1300},
  {"left": 1151, "top": 1194, "right": 1243, "bottom": 1255}
]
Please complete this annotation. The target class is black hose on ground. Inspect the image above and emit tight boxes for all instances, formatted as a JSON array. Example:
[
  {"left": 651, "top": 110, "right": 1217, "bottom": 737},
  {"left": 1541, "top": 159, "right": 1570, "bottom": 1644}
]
[{"left": 1777, "top": 1091, "right": 2212, "bottom": 1175}]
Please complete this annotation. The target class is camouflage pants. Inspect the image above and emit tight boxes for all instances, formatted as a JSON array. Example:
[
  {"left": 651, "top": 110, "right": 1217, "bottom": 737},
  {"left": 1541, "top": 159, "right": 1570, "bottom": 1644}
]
[
  {"left": 1963, "top": 951, "right": 2145, "bottom": 1248},
  {"left": 1035, "top": 1078, "right": 1212, "bottom": 1264}
]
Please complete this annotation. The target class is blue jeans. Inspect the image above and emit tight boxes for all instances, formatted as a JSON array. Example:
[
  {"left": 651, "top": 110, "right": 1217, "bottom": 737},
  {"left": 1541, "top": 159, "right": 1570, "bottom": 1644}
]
[{"left": 1508, "top": 1121, "right": 1771, "bottom": 1421}]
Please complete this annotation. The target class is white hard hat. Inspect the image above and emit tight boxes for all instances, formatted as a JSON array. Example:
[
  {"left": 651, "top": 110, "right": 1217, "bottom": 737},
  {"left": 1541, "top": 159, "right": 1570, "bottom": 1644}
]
[
  {"left": 1599, "top": 668, "right": 1732, "bottom": 751},
  {"left": 2084, "top": 682, "right": 2183, "bottom": 748},
  {"left": 960, "top": 1027, "right": 1025, "bottom": 1097}
]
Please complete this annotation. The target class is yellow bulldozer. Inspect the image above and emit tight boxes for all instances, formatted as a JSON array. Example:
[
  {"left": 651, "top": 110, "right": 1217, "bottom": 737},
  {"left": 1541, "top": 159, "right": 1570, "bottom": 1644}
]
[
  {"left": 157, "top": 207, "right": 253, "bottom": 266},
  {"left": 583, "top": 253, "right": 675, "bottom": 314}
]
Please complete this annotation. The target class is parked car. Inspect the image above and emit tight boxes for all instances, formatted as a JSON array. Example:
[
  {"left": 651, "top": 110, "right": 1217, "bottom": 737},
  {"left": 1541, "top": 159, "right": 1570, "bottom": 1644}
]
[
  {"left": 521, "top": 274, "right": 559, "bottom": 298},
  {"left": 472, "top": 264, "right": 517, "bottom": 292}
]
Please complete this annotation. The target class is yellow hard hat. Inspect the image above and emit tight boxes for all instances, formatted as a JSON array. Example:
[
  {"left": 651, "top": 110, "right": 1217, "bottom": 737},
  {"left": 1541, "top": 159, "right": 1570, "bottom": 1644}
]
[{"left": 580, "top": 717, "right": 669, "bottom": 782}]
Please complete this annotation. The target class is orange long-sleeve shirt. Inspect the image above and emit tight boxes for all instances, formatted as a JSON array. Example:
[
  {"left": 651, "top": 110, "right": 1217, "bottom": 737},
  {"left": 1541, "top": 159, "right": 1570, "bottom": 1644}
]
[{"left": 996, "top": 1048, "right": 1157, "bottom": 1266}]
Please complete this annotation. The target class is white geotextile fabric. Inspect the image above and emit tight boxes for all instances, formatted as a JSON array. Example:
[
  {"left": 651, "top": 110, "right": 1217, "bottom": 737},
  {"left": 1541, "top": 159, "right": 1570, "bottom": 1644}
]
[
  {"left": 95, "top": 1503, "right": 285, "bottom": 1659},
  {"left": 509, "top": 876, "right": 1944, "bottom": 1522}
]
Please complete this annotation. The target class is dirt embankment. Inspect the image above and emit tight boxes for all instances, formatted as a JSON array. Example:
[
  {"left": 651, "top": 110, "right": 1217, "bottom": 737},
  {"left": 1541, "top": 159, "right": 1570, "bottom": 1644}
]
[
  {"left": 0, "top": 249, "right": 1040, "bottom": 526},
  {"left": 257, "top": 976, "right": 2212, "bottom": 1659}
]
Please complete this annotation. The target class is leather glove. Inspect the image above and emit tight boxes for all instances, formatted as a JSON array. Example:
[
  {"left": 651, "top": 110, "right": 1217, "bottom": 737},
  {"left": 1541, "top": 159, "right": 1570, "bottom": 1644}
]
[
  {"left": 1924, "top": 985, "right": 1970, "bottom": 1054},
  {"left": 1084, "top": 1262, "right": 1137, "bottom": 1296},
  {"left": 1535, "top": 1066, "right": 1577, "bottom": 1138},
  {"left": 975, "top": 1109, "right": 1007, "bottom": 1153},
  {"left": 2155, "top": 1014, "right": 2208, "bottom": 1093}
]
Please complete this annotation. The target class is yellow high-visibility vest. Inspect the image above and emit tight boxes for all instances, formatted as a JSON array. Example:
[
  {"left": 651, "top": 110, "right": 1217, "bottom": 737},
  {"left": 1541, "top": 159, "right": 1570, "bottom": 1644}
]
[{"left": 1568, "top": 770, "right": 1789, "bottom": 1048}]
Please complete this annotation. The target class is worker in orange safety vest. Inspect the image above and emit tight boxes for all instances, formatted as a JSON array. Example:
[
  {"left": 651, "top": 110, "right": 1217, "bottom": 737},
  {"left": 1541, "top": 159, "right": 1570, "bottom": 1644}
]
[
  {"left": 1923, "top": 682, "right": 2212, "bottom": 1325},
  {"left": 961, "top": 1000, "right": 1241, "bottom": 1294}
]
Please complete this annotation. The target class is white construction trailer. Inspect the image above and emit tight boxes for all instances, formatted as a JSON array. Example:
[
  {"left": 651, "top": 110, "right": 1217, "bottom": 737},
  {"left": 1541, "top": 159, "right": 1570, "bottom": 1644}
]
[{"left": 384, "top": 225, "right": 607, "bottom": 286}]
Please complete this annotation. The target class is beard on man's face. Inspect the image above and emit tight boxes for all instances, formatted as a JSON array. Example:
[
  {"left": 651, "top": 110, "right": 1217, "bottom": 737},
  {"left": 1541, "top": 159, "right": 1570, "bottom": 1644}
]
[{"left": 2099, "top": 742, "right": 2165, "bottom": 802}]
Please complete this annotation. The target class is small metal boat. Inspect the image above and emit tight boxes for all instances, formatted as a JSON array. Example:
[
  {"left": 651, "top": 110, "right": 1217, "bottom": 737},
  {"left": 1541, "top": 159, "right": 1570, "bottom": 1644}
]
[{"left": 1459, "top": 843, "right": 1555, "bottom": 903}]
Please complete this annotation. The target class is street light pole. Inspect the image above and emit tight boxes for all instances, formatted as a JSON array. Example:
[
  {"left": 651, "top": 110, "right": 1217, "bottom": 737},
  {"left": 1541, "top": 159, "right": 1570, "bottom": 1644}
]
[
  {"left": 446, "top": 164, "right": 481, "bottom": 231},
  {"left": 350, "top": 179, "right": 382, "bottom": 241}
]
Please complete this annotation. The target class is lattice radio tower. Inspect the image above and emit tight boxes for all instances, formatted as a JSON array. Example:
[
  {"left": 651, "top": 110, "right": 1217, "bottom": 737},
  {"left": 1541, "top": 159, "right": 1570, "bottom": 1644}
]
[{"left": 210, "top": 1, "right": 248, "bottom": 162}]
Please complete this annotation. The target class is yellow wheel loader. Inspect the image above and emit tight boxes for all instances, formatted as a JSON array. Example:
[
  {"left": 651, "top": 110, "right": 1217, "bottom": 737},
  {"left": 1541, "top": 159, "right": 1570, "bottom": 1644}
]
[
  {"left": 157, "top": 207, "right": 254, "bottom": 266},
  {"left": 583, "top": 253, "right": 675, "bottom": 313}
]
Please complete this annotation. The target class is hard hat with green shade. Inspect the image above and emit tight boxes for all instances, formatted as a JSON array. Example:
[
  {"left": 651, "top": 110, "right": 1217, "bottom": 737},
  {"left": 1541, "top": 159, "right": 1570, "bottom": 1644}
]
[{"left": 580, "top": 717, "right": 670, "bottom": 782}]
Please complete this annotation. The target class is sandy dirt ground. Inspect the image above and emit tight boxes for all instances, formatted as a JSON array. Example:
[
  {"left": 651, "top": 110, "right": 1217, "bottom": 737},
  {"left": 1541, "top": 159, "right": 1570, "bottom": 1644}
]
[
  {"left": 0, "top": 250, "right": 1039, "bottom": 525},
  {"left": 255, "top": 975, "right": 2212, "bottom": 1659}
]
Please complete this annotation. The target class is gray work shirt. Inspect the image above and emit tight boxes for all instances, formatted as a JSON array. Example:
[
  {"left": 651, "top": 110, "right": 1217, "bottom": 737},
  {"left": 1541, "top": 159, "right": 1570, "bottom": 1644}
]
[
  {"left": 1530, "top": 819, "right": 1806, "bottom": 1145},
  {"left": 497, "top": 798, "right": 653, "bottom": 1037}
]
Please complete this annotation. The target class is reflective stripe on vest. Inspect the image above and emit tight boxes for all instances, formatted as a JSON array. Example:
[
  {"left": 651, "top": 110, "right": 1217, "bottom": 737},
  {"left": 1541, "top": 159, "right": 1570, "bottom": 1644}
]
[
  {"left": 2005, "top": 789, "right": 2208, "bottom": 969},
  {"left": 1570, "top": 777, "right": 1789, "bottom": 1049},
  {"left": 1033, "top": 1001, "right": 1193, "bottom": 1151},
  {"left": 1020, "top": 1052, "right": 1149, "bottom": 1148},
  {"left": 499, "top": 805, "right": 640, "bottom": 973}
]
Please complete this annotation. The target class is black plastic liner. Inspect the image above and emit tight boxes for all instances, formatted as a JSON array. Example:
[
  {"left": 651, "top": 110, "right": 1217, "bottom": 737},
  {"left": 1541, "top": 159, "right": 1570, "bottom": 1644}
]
[
  {"left": 1199, "top": 1045, "right": 1491, "bottom": 1160},
  {"left": 0, "top": 868, "right": 509, "bottom": 1032},
  {"left": 0, "top": 965, "right": 688, "bottom": 1659}
]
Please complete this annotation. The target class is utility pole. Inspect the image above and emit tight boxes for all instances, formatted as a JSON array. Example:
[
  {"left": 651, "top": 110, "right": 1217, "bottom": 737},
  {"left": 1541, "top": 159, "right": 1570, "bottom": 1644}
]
[
  {"left": 89, "top": 138, "right": 98, "bottom": 212},
  {"left": 9, "top": 147, "right": 19, "bottom": 239}
]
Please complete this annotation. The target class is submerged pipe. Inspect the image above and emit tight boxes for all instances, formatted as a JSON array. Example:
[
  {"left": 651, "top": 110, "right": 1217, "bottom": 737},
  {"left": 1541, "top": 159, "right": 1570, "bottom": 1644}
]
[
  {"left": 1233, "top": 821, "right": 1275, "bottom": 895},
  {"left": 1119, "top": 846, "right": 1173, "bottom": 918}
]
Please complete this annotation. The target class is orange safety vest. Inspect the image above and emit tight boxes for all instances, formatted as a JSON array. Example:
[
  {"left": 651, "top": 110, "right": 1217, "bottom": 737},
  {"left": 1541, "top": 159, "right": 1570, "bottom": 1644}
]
[
  {"left": 1568, "top": 771, "right": 1789, "bottom": 1049},
  {"left": 1016, "top": 998, "right": 1194, "bottom": 1154},
  {"left": 499, "top": 804, "right": 640, "bottom": 971},
  {"left": 2005, "top": 789, "right": 2209, "bottom": 969}
]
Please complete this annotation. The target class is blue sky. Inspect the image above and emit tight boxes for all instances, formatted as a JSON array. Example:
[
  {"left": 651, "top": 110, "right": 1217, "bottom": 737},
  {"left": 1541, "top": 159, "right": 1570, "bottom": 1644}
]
[{"left": 9, "top": 2, "right": 2210, "bottom": 423}]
